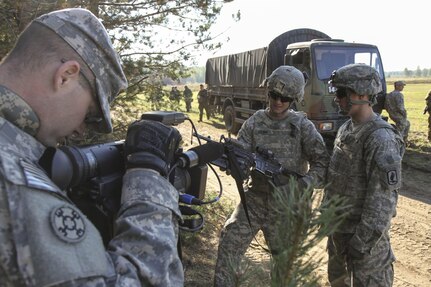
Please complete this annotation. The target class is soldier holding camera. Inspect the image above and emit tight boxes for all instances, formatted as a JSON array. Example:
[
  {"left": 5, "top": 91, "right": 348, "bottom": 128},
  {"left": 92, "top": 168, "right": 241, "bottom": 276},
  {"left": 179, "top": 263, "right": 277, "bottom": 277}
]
[{"left": 0, "top": 8, "right": 183, "bottom": 286}]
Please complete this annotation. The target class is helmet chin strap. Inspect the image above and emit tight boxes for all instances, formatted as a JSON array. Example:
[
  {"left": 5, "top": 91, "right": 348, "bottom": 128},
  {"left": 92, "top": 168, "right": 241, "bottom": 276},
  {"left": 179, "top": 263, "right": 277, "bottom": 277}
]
[
  {"left": 342, "top": 96, "right": 373, "bottom": 114},
  {"left": 349, "top": 98, "right": 373, "bottom": 105}
]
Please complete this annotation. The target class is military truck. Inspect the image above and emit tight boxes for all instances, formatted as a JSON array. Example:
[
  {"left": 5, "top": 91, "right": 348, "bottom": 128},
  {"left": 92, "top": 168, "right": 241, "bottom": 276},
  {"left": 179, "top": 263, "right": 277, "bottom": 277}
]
[{"left": 205, "top": 28, "right": 386, "bottom": 146}]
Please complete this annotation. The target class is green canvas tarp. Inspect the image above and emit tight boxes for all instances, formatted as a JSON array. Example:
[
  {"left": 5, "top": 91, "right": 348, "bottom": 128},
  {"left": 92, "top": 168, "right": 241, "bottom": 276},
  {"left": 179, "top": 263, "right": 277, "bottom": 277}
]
[{"left": 205, "top": 28, "right": 330, "bottom": 88}]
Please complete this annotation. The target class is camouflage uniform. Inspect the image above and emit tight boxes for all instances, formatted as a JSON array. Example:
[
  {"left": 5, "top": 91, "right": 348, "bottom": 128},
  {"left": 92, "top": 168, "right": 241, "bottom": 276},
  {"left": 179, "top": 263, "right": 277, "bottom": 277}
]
[
  {"left": 198, "top": 85, "right": 210, "bottom": 121},
  {"left": 384, "top": 82, "right": 410, "bottom": 141},
  {"left": 0, "top": 8, "right": 183, "bottom": 287},
  {"left": 214, "top": 109, "right": 329, "bottom": 286},
  {"left": 326, "top": 64, "right": 405, "bottom": 287},
  {"left": 423, "top": 90, "right": 431, "bottom": 141},
  {"left": 183, "top": 86, "right": 193, "bottom": 112}
]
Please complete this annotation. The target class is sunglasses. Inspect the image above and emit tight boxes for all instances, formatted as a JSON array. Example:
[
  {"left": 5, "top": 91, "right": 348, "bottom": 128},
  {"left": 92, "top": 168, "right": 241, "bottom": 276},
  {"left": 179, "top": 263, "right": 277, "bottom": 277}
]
[
  {"left": 268, "top": 91, "right": 291, "bottom": 103},
  {"left": 335, "top": 87, "right": 355, "bottom": 99}
]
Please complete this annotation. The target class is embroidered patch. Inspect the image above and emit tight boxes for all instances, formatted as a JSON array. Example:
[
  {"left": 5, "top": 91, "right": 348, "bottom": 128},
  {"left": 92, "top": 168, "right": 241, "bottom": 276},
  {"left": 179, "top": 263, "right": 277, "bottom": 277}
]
[
  {"left": 21, "top": 159, "right": 60, "bottom": 192},
  {"left": 50, "top": 205, "right": 86, "bottom": 243},
  {"left": 387, "top": 170, "right": 398, "bottom": 185}
]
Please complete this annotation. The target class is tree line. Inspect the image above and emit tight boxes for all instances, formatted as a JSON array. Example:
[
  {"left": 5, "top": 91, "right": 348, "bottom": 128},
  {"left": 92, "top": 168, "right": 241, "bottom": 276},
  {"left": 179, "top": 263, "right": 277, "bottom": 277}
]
[{"left": 386, "top": 66, "right": 431, "bottom": 78}]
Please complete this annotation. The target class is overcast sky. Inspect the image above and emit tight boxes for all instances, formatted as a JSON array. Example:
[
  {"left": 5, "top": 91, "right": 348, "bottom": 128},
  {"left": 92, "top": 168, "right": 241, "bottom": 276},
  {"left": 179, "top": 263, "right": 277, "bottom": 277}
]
[{"left": 197, "top": 0, "right": 429, "bottom": 72}]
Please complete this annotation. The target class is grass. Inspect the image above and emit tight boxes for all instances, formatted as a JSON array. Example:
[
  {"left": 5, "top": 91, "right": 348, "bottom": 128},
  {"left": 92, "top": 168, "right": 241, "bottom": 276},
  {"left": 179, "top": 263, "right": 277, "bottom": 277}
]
[{"left": 381, "top": 82, "right": 431, "bottom": 151}]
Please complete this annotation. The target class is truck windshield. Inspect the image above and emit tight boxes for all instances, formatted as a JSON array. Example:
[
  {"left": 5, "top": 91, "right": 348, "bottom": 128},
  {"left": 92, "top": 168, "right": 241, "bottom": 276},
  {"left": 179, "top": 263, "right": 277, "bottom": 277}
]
[{"left": 313, "top": 45, "right": 384, "bottom": 80}]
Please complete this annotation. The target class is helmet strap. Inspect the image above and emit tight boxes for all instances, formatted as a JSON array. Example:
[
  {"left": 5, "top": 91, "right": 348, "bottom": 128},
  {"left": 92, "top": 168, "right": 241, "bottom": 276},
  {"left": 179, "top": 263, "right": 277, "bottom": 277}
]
[{"left": 349, "top": 99, "right": 373, "bottom": 105}]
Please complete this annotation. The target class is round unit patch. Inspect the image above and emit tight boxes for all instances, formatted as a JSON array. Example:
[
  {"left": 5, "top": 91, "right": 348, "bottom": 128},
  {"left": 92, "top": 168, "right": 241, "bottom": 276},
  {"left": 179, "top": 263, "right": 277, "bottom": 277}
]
[{"left": 50, "top": 205, "right": 86, "bottom": 243}]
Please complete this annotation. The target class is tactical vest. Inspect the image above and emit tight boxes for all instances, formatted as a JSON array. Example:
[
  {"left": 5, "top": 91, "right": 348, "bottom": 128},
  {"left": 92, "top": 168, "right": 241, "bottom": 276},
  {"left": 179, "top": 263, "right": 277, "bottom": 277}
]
[
  {"left": 242, "top": 110, "right": 310, "bottom": 190},
  {"left": 325, "top": 117, "right": 403, "bottom": 233}
]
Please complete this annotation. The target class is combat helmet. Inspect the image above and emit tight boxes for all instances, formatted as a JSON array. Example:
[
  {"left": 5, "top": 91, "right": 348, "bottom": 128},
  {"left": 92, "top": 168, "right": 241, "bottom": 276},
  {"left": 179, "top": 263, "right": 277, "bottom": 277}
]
[
  {"left": 264, "top": 65, "right": 307, "bottom": 103},
  {"left": 329, "top": 63, "right": 382, "bottom": 96}
]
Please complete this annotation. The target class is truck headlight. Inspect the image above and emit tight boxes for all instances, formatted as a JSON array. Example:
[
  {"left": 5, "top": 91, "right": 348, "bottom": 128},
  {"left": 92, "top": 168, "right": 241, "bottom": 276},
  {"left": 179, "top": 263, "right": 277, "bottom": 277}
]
[{"left": 319, "top": 122, "right": 333, "bottom": 131}]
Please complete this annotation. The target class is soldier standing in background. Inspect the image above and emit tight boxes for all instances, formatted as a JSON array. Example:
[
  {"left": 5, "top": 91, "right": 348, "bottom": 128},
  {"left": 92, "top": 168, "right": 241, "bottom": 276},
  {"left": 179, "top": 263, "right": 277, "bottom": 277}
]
[
  {"left": 325, "top": 64, "right": 404, "bottom": 287},
  {"left": 213, "top": 66, "right": 329, "bottom": 286},
  {"left": 198, "top": 84, "right": 210, "bottom": 122},
  {"left": 423, "top": 90, "right": 431, "bottom": 141},
  {"left": 0, "top": 8, "right": 183, "bottom": 286},
  {"left": 183, "top": 85, "right": 193, "bottom": 112},
  {"left": 385, "top": 80, "right": 410, "bottom": 143},
  {"left": 169, "top": 86, "right": 180, "bottom": 110}
]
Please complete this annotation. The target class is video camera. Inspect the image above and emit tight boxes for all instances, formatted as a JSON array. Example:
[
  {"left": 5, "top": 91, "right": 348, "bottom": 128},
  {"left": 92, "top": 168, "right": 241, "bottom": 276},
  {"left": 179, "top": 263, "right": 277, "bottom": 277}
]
[{"left": 41, "top": 111, "right": 302, "bottom": 246}]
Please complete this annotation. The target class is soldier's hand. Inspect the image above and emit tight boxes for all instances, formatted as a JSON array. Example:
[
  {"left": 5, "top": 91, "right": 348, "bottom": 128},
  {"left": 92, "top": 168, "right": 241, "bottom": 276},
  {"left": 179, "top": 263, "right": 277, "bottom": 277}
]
[
  {"left": 124, "top": 120, "right": 182, "bottom": 176},
  {"left": 424, "top": 107, "right": 428, "bottom": 115}
]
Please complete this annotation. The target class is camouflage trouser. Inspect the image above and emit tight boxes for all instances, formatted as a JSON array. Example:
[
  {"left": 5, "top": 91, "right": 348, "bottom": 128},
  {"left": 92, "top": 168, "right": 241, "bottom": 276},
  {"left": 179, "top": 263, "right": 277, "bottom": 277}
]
[
  {"left": 185, "top": 100, "right": 192, "bottom": 112},
  {"left": 394, "top": 119, "right": 410, "bottom": 142},
  {"left": 327, "top": 232, "right": 395, "bottom": 287},
  {"left": 214, "top": 189, "right": 279, "bottom": 287},
  {"left": 198, "top": 103, "right": 210, "bottom": 121},
  {"left": 428, "top": 115, "right": 431, "bottom": 141}
]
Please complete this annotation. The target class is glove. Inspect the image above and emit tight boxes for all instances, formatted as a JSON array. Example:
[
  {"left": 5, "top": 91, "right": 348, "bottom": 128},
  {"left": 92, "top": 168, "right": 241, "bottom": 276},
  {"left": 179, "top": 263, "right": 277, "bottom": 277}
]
[{"left": 124, "top": 120, "right": 182, "bottom": 176}]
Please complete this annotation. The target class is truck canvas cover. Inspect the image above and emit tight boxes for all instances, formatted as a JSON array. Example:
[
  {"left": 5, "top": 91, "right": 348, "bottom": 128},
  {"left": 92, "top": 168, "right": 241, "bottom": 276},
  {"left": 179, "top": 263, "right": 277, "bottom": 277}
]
[{"left": 205, "top": 28, "right": 330, "bottom": 88}]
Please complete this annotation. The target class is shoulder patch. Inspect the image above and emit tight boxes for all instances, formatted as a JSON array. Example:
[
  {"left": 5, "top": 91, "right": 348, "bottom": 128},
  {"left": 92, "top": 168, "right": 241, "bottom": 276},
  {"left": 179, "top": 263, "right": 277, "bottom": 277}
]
[
  {"left": 20, "top": 159, "right": 60, "bottom": 193},
  {"left": 50, "top": 205, "right": 87, "bottom": 243},
  {"left": 386, "top": 170, "right": 399, "bottom": 185}
]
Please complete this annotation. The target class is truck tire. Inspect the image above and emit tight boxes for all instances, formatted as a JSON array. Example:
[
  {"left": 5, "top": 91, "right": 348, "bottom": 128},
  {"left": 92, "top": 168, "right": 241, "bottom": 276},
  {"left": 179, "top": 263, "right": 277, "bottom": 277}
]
[{"left": 224, "top": 105, "right": 240, "bottom": 134}]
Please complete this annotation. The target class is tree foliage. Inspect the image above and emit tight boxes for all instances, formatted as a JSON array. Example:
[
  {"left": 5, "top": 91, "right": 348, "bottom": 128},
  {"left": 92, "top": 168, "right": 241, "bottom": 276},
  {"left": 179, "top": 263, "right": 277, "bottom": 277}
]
[
  {"left": 269, "top": 180, "right": 349, "bottom": 286},
  {"left": 0, "top": 0, "right": 239, "bottom": 101}
]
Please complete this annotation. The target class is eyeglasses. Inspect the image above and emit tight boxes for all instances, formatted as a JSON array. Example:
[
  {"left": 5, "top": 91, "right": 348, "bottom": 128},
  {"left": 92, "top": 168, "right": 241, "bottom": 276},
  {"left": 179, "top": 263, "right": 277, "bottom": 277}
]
[
  {"left": 335, "top": 88, "right": 347, "bottom": 99},
  {"left": 334, "top": 87, "right": 353, "bottom": 99},
  {"left": 268, "top": 91, "right": 292, "bottom": 103}
]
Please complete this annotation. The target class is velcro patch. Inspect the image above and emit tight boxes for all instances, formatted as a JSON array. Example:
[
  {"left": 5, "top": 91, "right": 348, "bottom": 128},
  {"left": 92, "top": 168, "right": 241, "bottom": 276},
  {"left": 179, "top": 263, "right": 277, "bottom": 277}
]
[
  {"left": 50, "top": 205, "right": 86, "bottom": 243},
  {"left": 386, "top": 170, "right": 398, "bottom": 185}
]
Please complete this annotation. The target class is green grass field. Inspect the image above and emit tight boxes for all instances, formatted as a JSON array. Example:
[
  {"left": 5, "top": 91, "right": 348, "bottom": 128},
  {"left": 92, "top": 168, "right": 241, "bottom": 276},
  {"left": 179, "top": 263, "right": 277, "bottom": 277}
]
[{"left": 382, "top": 82, "right": 431, "bottom": 151}]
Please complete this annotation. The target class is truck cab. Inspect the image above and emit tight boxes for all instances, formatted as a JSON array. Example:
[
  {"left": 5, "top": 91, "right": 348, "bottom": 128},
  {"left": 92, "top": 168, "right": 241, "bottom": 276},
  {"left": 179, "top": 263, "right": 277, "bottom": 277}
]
[{"left": 285, "top": 39, "right": 386, "bottom": 145}]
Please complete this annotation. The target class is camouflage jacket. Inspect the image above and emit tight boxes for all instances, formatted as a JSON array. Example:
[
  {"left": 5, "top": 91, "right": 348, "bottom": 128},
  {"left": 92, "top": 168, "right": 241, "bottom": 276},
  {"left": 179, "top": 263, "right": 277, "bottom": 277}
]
[
  {"left": 183, "top": 88, "right": 193, "bottom": 101},
  {"left": 0, "top": 85, "right": 183, "bottom": 286},
  {"left": 197, "top": 89, "right": 208, "bottom": 104},
  {"left": 384, "top": 90, "right": 407, "bottom": 123},
  {"left": 237, "top": 109, "right": 329, "bottom": 190},
  {"left": 424, "top": 92, "right": 431, "bottom": 113},
  {"left": 325, "top": 113, "right": 404, "bottom": 255}
]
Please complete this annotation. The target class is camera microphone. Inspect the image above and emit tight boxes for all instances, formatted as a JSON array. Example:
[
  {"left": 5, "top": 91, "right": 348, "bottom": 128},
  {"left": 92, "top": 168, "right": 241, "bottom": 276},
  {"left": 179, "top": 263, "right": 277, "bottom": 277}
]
[{"left": 177, "top": 141, "right": 224, "bottom": 168}]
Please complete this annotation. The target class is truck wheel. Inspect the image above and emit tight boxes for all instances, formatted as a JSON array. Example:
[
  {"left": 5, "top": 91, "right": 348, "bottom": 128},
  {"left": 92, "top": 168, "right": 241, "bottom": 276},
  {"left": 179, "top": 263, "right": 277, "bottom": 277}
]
[{"left": 224, "top": 105, "right": 240, "bottom": 134}]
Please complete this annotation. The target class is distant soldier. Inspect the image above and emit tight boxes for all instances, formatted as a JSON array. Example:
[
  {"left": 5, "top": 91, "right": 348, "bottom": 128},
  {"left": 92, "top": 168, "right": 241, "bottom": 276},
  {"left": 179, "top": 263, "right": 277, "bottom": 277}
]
[
  {"left": 385, "top": 80, "right": 410, "bottom": 143},
  {"left": 169, "top": 86, "right": 180, "bottom": 109},
  {"left": 423, "top": 90, "right": 431, "bottom": 141},
  {"left": 208, "top": 91, "right": 216, "bottom": 117},
  {"left": 183, "top": 85, "right": 193, "bottom": 112},
  {"left": 149, "top": 84, "right": 164, "bottom": 110},
  {"left": 198, "top": 84, "right": 210, "bottom": 122}
]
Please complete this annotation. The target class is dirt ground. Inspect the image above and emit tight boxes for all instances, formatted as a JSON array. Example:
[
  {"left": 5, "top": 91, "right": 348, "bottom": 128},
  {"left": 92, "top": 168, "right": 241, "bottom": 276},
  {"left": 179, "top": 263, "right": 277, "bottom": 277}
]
[{"left": 179, "top": 119, "right": 431, "bottom": 287}]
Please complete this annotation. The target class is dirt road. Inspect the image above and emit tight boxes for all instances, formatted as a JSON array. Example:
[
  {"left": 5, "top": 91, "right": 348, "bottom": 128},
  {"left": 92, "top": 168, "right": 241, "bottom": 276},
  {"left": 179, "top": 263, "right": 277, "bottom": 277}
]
[{"left": 180, "top": 120, "right": 431, "bottom": 286}]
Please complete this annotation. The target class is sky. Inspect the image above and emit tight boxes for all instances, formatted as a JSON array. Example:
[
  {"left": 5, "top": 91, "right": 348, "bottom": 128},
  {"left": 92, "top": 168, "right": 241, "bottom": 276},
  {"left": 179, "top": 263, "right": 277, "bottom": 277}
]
[{"left": 197, "top": 0, "right": 430, "bottom": 72}]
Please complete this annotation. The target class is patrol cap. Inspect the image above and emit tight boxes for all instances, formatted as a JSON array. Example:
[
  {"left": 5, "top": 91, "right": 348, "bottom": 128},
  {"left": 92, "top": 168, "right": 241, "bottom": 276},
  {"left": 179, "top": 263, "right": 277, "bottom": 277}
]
[
  {"left": 34, "top": 8, "right": 128, "bottom": 133},
  {"left": 329, "top": 63, "right": 382, "bottom": 96},
  {"left": 395, "top": 80, "right": 406, "bottom": 86}
]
